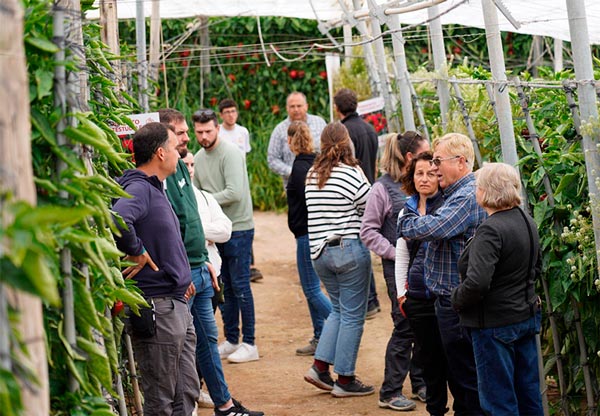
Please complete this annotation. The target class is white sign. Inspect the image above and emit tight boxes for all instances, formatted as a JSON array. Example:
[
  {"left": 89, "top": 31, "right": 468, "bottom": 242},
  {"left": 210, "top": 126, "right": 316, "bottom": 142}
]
[
  {"left": 357, "top": 97, "right": 385, "bottom": 116},
  {"left": 110, "top": 112, "right": 160, "bottom": 135}
]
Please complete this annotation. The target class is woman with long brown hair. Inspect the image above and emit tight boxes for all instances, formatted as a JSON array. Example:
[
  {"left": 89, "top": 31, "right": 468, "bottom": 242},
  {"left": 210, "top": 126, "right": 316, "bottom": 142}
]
[
  {"left": 286, "top": 121, "right": 332, "bottom": 356},
  {"left": 360, "top": 131, "right": 430, "bottom": 410},
  {"left": 302, "top": 122, "right": 373, "bottom": 397}
]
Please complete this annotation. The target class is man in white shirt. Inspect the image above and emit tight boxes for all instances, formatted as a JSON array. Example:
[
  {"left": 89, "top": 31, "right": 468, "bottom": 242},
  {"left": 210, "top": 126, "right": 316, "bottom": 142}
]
[{"left": 219, "top": 99, "right": 251, "bottom": 156}]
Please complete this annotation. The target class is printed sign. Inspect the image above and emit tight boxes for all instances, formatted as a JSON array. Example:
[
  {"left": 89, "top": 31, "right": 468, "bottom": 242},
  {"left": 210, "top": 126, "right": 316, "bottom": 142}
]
[
  {"left": 357, "top": 96, "right": 385, "bottom": 116},
  {"left": 110, "top": 112, "right": 160, "bottom": 135}
]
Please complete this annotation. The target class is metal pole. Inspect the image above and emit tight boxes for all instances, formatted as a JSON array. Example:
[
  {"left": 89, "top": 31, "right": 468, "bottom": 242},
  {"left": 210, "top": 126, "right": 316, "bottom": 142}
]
[
  {"left": 450, "top": 77, "right": 483, "bottom": 167},
  {"left": 566, "top": 0, "right": 600, "bottom": 281},
  {"left": 135, "top": 0, "right": 149, "bottom": 111},
  {"left": 348, "top": 0, "right": 381, "bottom": 96},
  {"left": 343, "top": 24, "right": 353, "bottom": 67},
  {"left": 514, "top": 78, "right": 555, "bottom": 206},
  {"left": 408, "top": 75, "right": 429, "bottom": 141},
  {"left": 125, "top": 334, "right": 143, "bottom": 414},
  {"left": 428, "top": 4, "right": 450, "bottom": 129},
  {"left": 387, "top": 13, "right": 415, "bottom": 131},
  {"left": 149, "top": 0, "right": 160, "bottom": 82},
  {"left": 54, "top": 0, "right": 78, "bottom": 393},
  {"left": 481, "top": 0, "right": 518, "bottom": 167},
  {"left": 554, "top": 39, "right": 563, "bottom": 73}
]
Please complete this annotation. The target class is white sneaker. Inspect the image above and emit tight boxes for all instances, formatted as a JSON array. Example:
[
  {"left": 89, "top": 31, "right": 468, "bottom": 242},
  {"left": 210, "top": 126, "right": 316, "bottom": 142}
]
[
  {"left": 227, "top": 343, "right": 259, "bottom": 363},
  {"left": 197, "top": 389, "right": 213, "bottom": 408},
  {"left": 218, "top": 340, "right": 240, "bottom": 359}
]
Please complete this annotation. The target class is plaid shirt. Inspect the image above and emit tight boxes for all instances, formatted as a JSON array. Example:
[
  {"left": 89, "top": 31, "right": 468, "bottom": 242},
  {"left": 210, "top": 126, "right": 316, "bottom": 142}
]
[
  {"left": 397, "top": 173, "right": 487, "bottom": 296},
  {"left": 267, "top": 114, "right": 326, "bottom": 181}
]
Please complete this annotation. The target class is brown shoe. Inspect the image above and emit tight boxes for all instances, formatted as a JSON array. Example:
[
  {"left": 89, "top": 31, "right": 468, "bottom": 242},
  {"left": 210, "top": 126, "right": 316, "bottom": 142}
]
[{"left": 250, "top": 267, "right": 263, "bottom": 282}]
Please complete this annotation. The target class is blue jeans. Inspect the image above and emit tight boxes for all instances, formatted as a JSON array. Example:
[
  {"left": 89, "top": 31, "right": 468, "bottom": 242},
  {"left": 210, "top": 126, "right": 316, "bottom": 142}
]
[
  {"left": 435, "top": 296, "right": 484, "bottom": 415},
  {"left": 312, "top": 238, "right": 371, "bottom": 376},
  {"left": 471, "top": 313, "right": 543, "bottom": 416},
  {"left": 217, "top": 229, "right": 256, "bottom": 345},
  {"left": 296, "top": 234, "right": 332, "bottom": 339},
  {"left": 189, "top": 265, "right": 231, "bottom": 407}
]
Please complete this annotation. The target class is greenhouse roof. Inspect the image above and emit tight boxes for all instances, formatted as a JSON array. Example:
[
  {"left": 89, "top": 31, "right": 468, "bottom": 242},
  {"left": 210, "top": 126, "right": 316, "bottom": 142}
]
[{"left": 88, "top": 0, "right": 600, "bottom": 44}]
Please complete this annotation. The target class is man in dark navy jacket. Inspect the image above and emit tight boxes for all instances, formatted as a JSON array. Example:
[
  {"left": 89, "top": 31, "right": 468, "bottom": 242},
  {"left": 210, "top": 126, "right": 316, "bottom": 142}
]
[{"left": 112, "top": 122, "right": 200, "bottom": 415}]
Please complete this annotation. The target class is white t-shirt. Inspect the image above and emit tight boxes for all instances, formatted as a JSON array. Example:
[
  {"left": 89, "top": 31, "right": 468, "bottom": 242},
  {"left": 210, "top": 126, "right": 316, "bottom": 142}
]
[{"left": 219, "top": 124, "right": 251, "bottom": 154}]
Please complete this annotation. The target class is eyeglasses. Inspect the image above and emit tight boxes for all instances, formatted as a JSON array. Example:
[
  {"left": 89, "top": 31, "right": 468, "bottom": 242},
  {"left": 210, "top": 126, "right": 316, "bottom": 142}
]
[{"left": 430, "top": 155, "right": 461, "bottom": 166}]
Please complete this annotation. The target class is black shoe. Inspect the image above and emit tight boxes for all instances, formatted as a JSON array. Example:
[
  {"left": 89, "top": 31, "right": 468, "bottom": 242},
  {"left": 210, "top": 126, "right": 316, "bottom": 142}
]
[
  {"left": 365, "top": 303, "right": 381, "bottom": 320},
  {"left": 214, "top": 398, "right": 264, "bottom": 416},
  {"left": 331, "top": 378, "right": 375, "bottom": 397},
  {"left": 304, "top": 365, "right": 334, "bottom": 391},
  {"left": 250, "top": 267, "right": 263, "bottom": 282}
]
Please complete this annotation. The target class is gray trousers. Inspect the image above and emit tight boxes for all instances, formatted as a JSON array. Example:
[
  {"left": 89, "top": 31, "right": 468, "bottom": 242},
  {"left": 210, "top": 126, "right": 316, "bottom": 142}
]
[{"left": 131, "top": 297, "right": 200, "bottom": 415}]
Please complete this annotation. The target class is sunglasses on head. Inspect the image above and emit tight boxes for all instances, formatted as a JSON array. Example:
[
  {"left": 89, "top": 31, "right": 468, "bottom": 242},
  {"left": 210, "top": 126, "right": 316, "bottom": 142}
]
[{"left": 194, "top": 109, "right": 216, "bottom": 118}]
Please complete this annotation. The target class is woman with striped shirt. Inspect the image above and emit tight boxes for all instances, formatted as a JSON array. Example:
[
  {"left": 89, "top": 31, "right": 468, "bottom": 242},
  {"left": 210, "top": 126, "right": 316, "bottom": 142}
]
[{"left": 302, "top": 122, "right": 374, "bottom": 398}]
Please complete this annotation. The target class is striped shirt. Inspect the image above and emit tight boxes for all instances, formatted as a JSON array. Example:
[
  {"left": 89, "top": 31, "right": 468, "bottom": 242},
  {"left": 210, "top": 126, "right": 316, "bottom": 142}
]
[
  {"left": 305, "top": 164, "right": 371, "bottom": 259},
  {"left": 397, "top": 173, "right": 487, "bottom": 296}
]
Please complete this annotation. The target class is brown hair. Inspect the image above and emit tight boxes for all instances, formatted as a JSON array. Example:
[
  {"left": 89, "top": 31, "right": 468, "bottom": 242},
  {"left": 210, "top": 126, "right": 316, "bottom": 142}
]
[
  {"left": 308, "top": 122, "right": 358, "bottom": 188},
  {"left": 380, "top": 131, "right": 427, "bottom": 182},
  {"left": 401, "top": 151, "right": 434, "bottom": 195},
  {"left": 287, "top": 121, "right": 314, "bottom": 155}
]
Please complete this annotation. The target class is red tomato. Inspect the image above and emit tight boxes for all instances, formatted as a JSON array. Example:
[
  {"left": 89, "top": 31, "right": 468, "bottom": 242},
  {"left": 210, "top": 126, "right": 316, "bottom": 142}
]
[
  {"left": 290, "top": 70, "right": 298, "bottom": 79},
  {"left": 244, "top": 99, "right": 251, "bottom": 110}
]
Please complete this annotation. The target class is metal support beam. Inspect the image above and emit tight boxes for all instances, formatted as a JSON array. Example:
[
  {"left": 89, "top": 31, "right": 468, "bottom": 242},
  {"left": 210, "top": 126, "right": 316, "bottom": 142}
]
[
  {"left": 566, "top": 0, "right": 600, "bottom": 314},
  {"left": 428, "top": 4, "right": 450, "bottom": 129},
  {"left": 388, "top": 14, "right": 415, "bottom": 131},
  {"left": 481, "top": 0, "right": 518, "bottom": 166}
]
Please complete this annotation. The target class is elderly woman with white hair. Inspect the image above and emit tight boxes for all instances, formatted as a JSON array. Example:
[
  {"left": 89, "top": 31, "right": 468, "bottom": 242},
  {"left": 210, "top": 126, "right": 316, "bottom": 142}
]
[{"left": 451, "top": 162, "right": 543, "bottom": 416}]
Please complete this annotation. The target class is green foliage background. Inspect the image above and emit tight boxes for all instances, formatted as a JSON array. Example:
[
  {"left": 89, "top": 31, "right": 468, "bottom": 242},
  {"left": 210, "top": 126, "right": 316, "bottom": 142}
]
[{"left": 1, "top": 2, "right": 599, "bottom": 414}]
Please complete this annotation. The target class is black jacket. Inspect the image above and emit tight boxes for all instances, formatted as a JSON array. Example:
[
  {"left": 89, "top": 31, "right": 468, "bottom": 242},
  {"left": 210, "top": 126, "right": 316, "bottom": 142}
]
[
  {"left": 341, "top": 112, "right": 378, "bottom": 184},
  {"left": 452, "top": 207, "right": 540, "bottom": 328},
  {"left": 286, "top": 153, "right": 315, "bottom": 238}
]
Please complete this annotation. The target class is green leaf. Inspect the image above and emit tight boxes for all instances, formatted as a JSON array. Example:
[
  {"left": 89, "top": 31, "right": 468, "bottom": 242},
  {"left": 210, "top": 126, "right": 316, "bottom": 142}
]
[
  {"left": 77, "top": 336, "right": 113, "bottom": 391},
  {"left": 72, "top": 278, "right": 102, "bottom": 329},
  {"left": 25, "top": 35, "right": 59, "bottom": 53},
  {"left": 20, "top": 251, "right": 60, "bottom": 306},
  {"left": 15, "top": 205, "right": 91, "bottom": 229},
  {"left": 554, "top": 173, "right": 577, "bottom": 195},
  {"left": 34, "top": 68, "right": 54, "bottom": 99}
]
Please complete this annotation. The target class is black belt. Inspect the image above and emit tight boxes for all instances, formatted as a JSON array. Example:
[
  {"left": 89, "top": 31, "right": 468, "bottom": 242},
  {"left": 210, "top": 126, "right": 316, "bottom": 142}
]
[
  {"left": 327, "top": 238, "right": 341, "bottom": 247},
  {"left": 326, "top": 235, "right": 357, "bottom": 247}
]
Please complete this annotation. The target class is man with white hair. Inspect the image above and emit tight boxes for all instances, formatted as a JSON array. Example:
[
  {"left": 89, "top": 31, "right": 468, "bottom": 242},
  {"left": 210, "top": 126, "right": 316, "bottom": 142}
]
[{"left": 397, "top": 133, "right": 487, "bottom": 416}]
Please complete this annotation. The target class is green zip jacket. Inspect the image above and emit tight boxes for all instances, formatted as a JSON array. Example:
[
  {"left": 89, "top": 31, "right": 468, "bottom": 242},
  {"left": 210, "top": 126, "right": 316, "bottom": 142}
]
[{"left": 165, "top": 159, "right": 209, "bottom": 268}]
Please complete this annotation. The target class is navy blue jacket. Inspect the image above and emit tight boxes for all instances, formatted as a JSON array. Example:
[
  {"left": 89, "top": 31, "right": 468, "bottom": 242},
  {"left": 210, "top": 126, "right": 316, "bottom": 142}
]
[
  {"left": 403, "top": 192, "right": 444, "bottom": 299},
  {"left": 113, "top": 169, "right": 191, "bottom": 299}
]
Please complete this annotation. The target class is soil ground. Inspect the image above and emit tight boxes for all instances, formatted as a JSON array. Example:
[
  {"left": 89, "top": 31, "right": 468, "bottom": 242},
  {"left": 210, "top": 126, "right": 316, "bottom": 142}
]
[{"left": 199, "top": 211, "right": 431, "bottom": 416}]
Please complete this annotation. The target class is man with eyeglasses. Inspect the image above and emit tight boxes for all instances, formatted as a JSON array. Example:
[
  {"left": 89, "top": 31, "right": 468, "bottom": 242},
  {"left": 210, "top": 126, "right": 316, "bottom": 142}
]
[
  {"left": 267, "top": 91, "right": 326, "bottom": 185},
  {"left": 192, "top": 109, "right": 260, "bottom": 369},
  {"left": 218, "top": 99, "right": 251, "bottom": 156},
  {"left": 397, "top": 132, "right": 487, "bottom": 416}
]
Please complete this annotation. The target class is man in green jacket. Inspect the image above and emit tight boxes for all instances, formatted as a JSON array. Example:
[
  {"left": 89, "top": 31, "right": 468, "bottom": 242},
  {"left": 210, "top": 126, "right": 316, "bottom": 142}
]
[{"left": 159, "top": 109, "right": 263, "bottom": 416}]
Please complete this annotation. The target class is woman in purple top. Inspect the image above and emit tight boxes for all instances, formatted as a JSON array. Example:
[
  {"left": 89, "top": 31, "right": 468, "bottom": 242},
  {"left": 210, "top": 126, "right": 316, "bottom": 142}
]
[
  {"left": 286, "top": 121, "right": 332, "bottom": 356},
  {"left": 359, "top": 132, "right": 429, "bottom": 411}
]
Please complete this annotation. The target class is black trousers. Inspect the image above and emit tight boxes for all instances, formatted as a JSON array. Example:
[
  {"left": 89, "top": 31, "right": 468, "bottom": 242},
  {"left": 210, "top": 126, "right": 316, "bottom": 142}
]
[
  {"left": 404, "top": 295, "right": 450, "bottom": 415},
  {"left": 379, "top": 260, "right": 425, "bottom": 400}
]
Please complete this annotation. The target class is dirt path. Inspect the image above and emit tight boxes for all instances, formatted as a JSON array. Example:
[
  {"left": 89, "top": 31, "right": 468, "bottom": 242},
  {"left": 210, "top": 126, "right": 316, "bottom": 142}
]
[{"left": 203, "top": 211, "right": 430, "bottom": 416}]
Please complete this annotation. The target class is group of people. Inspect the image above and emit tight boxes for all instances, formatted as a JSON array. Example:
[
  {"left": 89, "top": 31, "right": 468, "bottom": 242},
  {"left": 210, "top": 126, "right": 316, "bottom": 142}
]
[
  {"left": 112, "top": 102, "right": 264, "bottom": 416},
  {"left": 110, "top": 86, "right": 545, "bottom": 416},
  {"left": 271, "top": 89, "right": 544, "bottom": 415}
]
